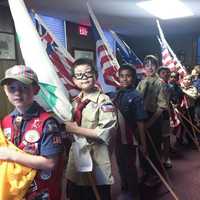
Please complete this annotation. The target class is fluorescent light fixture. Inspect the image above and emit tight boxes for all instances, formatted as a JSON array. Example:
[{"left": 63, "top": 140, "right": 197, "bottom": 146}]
[{"left": 136, "top": 0, "right": 194, "bottom": 20}]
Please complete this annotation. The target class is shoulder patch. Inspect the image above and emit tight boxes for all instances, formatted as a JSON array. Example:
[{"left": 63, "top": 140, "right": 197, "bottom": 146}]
[
  {"left": 101, "top": 103, "right": 115, "bottom": 112},
  {"left": 45, "top": 119, "right": 59, "bottom": 133},
  {"left": 52, "top": 135, "right": 62, "bottom": 144},
  {"left": 4, "top": 128, "right": 11, "bottom": 140}
]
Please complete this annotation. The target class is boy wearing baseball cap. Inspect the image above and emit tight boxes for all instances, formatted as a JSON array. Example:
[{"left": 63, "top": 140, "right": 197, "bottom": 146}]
[
  {"left": 137, "top": 55, "right": 169, "bottom": 186},
  {"left": 0, "top": 65, "right": 64, "bottom": 199}
]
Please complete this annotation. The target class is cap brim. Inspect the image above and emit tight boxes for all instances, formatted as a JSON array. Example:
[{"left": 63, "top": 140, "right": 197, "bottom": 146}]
[{"left": 0, "top": 77, "right": 33, "bottom": 86}]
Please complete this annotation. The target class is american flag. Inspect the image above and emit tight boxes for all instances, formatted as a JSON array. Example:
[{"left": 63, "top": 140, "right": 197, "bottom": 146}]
[
  {"left": 87, "top": 3, "right": 120, "bottom": 87},
  {"left": 161, "top": 42, "right": 176, "bottom": 70},
  {"left": 157, "top": 20, "right": 187, "bottom": 77},
  {"left": 34, "top": 13, "right": 79, "bottom": 97},
  {"left": 161, "top": 41, "right": 187, "bottom": 78},
  {"left": 170, "top": 105, "right": 181, "bottom": 128},
  {"left": 110, "top": 30, "right": 144, "bottom": 74}
]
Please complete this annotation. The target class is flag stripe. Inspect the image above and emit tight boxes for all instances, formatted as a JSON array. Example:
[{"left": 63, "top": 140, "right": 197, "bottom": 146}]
[
  {"left": 88, "top": 5, "right": 120, "bottom": 87},
  {"left": 34, "top": 13, "right": 80, "bottom": 97}
]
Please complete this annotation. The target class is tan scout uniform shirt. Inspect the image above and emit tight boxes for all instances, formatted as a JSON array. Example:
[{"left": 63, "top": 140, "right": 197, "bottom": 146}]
[
  {"left": 66, "top": 89, "right": 117, "bottom": 186},
  {"left": 136, "top": 75, "right": 168, "bottom": 113}
]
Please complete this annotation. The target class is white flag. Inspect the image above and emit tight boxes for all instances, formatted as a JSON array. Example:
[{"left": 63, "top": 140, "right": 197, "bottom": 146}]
[{"left": 8, "top": 0, "right": 72, "bottom": 121}]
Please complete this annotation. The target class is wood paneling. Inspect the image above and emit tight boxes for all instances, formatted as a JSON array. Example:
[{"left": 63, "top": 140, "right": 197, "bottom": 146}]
[{"left": 0, "top": 6, "right": 17, "bottom": 118}]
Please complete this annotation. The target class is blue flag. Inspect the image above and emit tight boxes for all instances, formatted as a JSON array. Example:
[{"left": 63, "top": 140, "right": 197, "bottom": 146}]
[{"left": 110, "top": 30, "right": 144, "bottom": 74}]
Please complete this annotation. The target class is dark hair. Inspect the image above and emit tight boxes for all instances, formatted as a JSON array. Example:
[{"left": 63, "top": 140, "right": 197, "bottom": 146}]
[
  {"left": 119, "top": 64, "right": 137, "bottom": 79},
  {"left": 157, "top": 66, "right": 170, "bottom": 75},
  {"left": 144, "top": 55, "right": 159, "bottom": 68},
  {"left": 72, "top": 58, "right": 97, "bottom": 76}
]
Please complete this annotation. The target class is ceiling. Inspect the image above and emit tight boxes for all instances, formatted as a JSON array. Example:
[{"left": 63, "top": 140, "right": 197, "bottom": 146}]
[{"left": 6, "top": 0, "right": 200, "bottom": 36}]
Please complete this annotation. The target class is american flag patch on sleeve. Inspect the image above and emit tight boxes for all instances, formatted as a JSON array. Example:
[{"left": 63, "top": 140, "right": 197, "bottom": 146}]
[{"left": 101, "top": 103, "right": 115, "bottom": 112}]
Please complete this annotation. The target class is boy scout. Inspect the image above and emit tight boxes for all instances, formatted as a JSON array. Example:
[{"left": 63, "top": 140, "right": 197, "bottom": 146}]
[
  {"left": 0, "top": 65, "right": 63, "bottom": 199},
  {"left": 109, "top": 64, "right": 147, "bottom": 199},
  {"left": 65, "top": 58, "right": 117, "bottom": 200},
  {"left": 157, "top": 66, "right": 172, "bottom": 169},
  {"left": 137, "top": 55, "right": 169, "bottom": 186}
]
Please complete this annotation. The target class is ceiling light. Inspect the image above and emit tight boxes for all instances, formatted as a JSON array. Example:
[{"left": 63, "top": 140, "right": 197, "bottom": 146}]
[{"left": 136, "top": 0, "right": 194, "bottom": 20}]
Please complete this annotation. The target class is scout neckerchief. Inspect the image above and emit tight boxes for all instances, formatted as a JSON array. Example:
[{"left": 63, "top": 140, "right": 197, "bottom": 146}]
[
  {"left": 13, "top": 115, "right": 23, "bottom": 146},
  {"left": 74, "top": 97, "right": 90, "bottom": 126},
  {"left": 114, "top": 89, "right": 134, "bottom": 144}
]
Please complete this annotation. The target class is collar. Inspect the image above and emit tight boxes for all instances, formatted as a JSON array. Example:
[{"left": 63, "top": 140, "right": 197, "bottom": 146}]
[
  {"left": 159, "top": 77, "right": 168, "bottom": 84},
  {"left": 118, "top": 87, "right": 134, "bottom": 92},
  {"left": 10, "top": 101, "right": 43, "bottom": 120},
  {"left": 74, "top": 88, "right": 101, "bottom": 103},
  {"left": 116, "top": 88, "right": 134, "bottom": 97}
]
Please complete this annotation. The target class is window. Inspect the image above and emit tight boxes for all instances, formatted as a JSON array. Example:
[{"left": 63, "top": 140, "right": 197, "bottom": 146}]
[{"left": 38, "top": 15, "right": 66, "bottom": 47}]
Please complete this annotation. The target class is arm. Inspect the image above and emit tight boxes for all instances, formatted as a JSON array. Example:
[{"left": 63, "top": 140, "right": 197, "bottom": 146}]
[
  {"left": 65, "top": 122, "right": 98, "bottom": 138},
  {"left": 0, "top": 148, "right": 58, "bottom": 170},
  {"left": 66, "top": 98, "right": 117, "bottom": 144},
  {"left": 132, "top": 94, "right": 147, "bottom": 154},
  {"left": 146, "top": 81, "right": 169, "bottom": 128},
  {"left": 182, "top": 87, "right": 199, "bottom": 100},
  {"left": 137, "top": 121, "right": 147, "bottom": 155},
  {"left": 145, "top": 108, "right": 163, "bottom": 128},
  {"left": 0, "top": 117, "right": 63, "bottom": 170}
]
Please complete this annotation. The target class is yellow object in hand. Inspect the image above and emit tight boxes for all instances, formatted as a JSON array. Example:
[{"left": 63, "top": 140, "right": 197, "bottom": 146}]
[{"left": 0, "top": 128, "right": 36, "bottom": 200}]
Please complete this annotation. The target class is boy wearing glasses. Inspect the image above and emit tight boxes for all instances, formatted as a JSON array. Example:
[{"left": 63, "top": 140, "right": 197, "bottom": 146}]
[
  {"left": 0, "top": 65, "right": 64, "bottom": 199},
  {"left": 65, "top": 58, "right": 117, "bottom": 200}
]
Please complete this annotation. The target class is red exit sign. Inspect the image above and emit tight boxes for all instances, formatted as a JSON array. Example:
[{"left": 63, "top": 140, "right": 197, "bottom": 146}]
[{"left": 79, "top": 25, "right": 88, "bottom": 36}]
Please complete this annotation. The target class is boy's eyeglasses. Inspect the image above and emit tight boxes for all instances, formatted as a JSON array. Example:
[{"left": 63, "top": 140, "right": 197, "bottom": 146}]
[{"left": 73, "top": 71, "right": 94, "bottom": 80}]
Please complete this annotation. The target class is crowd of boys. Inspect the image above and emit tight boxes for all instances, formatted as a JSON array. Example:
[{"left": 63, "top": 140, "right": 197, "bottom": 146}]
[{"left": 1, "top": 55, "right": 200, "bottom": 200}]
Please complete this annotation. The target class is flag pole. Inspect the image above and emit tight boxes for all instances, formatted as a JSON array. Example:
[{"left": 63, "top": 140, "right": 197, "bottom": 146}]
[
  {"left": 186, "top": 108, "right": 200, "bottom": 150},
  {"left": 87, "top": 172, "right": 101, "bottom": 200},
  {"left": 173, "top": 107, "right": 200, "bottom": 151},
  {"left": 110, "top": 30, "right": 143, "bottom": 65},
  {"left": 144, "top": 156, "right": 180, "bottom": 200},
  {"left": 33, "top": 12, "right": 75, "bottom": 62},
  {"left": 110, "top": 30, "right": 128, "bottom": 54},
  {"left": 87, "top": 2, "right": 120, "bottom": 69},
  {"left": 145, "top": 130, "right": 172, "bottom": 186},
  {"left": 176, "top": 111, "right": 200, "bottom": 151},
  {"left": 157, "top": 35, "right": 162, "bottom": 46},
  {"left": 175, "top": 107, "right": 200, "bottom": 134},
  {"left": 156, "top": 19, "right": 186, "bottom": 72},
  {"left": 171, "top": 104, "right": 200, "bottom": 150}
]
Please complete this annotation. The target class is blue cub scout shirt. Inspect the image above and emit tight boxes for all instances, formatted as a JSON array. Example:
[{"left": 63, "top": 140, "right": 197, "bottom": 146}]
[{"left": 109, "top": 88, "right": 147, "bottom": 126}]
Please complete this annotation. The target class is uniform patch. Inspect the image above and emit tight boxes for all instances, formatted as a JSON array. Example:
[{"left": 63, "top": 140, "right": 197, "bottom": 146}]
[
  {"left": 128, "top": 98, "right": 132, "bottom": 103},
  {"left": 23, "top": 143, "right": 38, "bottom": 154},
  {"left": 15, "top": 116, "right": 23, "bottom": 125},
  {"left": 24, "top": 130, "right": 40, "bottom": 143},
  {"left": 52, "top": 136, "right": 62, "bottom": 144},
  {"left": 46, "top": 123, "right": 59, "bottom": 132},
  {"left": 34, "top": 190, "right": 49, "bottom": 199},
  {"left": 40, "top": 170, "right": 52, "bottom": 180},
  {"left": 29, "top": 180, "right": 38, "bottom": 192},
  {"left": 4, "top": 128, "right": 11, "bottom": 140},
  {"left": 101, "top": 103, "right": 115, "bottom": 112},
  {"left": 32, "top": 118, "right": 42, "bottom": 129}
]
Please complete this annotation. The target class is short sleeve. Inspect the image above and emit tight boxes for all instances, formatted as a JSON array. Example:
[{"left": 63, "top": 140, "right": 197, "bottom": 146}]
[
  {"left": 39, "top": 118, "right": 63, "bottom": 157},
  {"left": 95, "top": 98, "right": 117, "bottom": 145},
  {"left": 157, "top": 83, "right": 169, "bottom": 110},
  {"left": 136, "top": 79, "right": 145, "bottom": 96}
]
